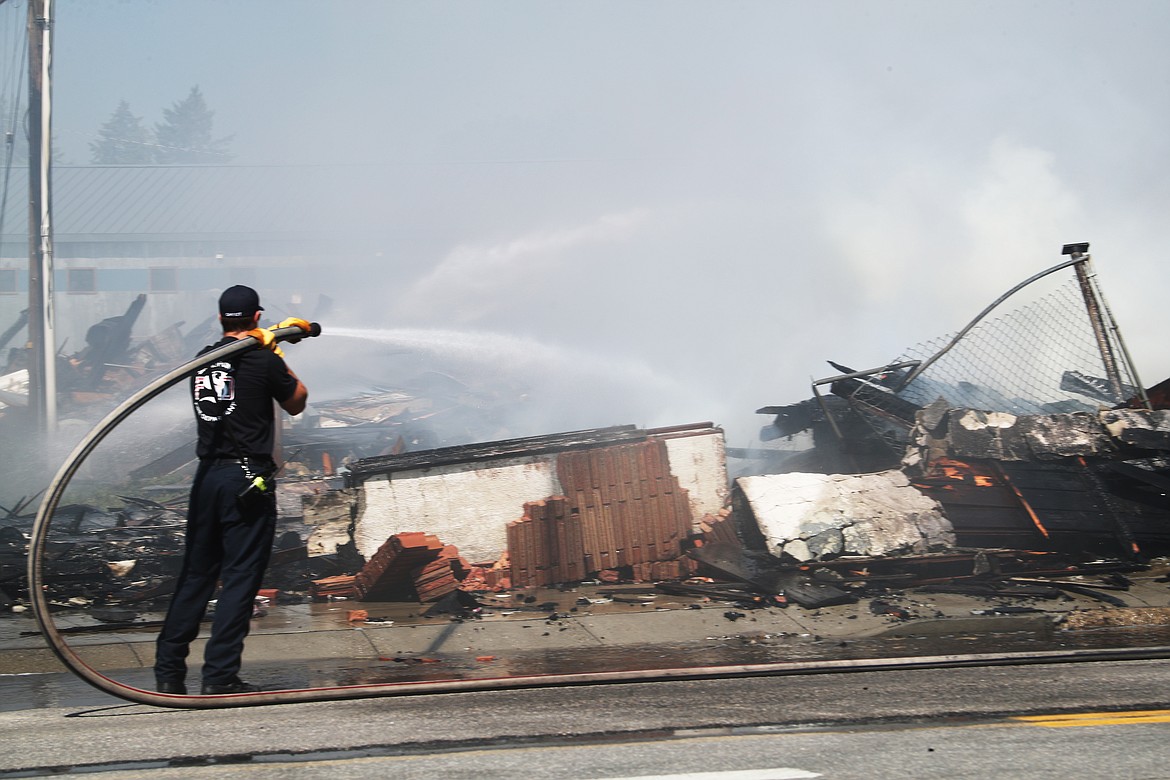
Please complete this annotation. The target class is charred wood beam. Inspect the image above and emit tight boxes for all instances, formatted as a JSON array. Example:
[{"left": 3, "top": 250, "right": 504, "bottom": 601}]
[
  {"left": 796, "top": 550, "right": 1145, "bottom": 582},
  {"left": 126, "top": 442, "right": 198, "bottom": 482},
  {"left": 1102, "top": 461, "right": 1170, "bottom": 493},
  {"left": 2, "top": 491, "right": 43, "bottom": 521},
  {"left": 346, "top": 425, "right": 647, "bottom": 482},
  {"left": 78, "top": 294, "right": 147, "bottom": 390},
  {"left": 687, "top": 542, "right": 855, "bottom": 608},
  {"left": 918, "top": 583, "right": 1066, "bottom": 599},
  {"left": 654, "top": 580, "right": 782, "bottom": 606},
  {"left": 1009, "top": 577, "right": 1129, "bottom": 591},
  {"left": 1075, "top": 459, "right": 1143, "bottom": 560},
  {"left": 1061, "top": 370, "right": 1138, "bottom": 406},
  {"left": 22, "top": 619, "right": 168, "bottom": 637},
  {"left": 0, "top": 309, "right": 28, "bottom": 354},
  {"left": 812, "top": 361, "right": 923, "bottom": 428},
  {"left": 1041, "top": 581, "right": 1130, "bottom": 606}
]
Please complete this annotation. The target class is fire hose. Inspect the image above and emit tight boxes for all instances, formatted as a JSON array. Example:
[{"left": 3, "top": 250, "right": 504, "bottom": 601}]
[{"left": 26, "top": 324, "right": 1170, "bottom": 709}]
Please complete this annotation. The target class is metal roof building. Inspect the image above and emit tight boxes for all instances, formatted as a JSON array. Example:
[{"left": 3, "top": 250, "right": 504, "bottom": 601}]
[{"left": 0, "top": 164, "right": 414, "bottom": 347}]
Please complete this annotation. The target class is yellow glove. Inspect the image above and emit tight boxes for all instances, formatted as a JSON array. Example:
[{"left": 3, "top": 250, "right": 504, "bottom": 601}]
[
  {"left": 275, "top": 317, "right": 312, "bottom": 343},
  {"left": 245, "top": 328, "right": 284, "bottom": 358}
]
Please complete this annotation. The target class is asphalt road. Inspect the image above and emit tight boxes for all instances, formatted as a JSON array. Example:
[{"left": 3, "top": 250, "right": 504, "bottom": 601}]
[{"left": 2, "top": 659, "right": 1169, "bottom": 778}]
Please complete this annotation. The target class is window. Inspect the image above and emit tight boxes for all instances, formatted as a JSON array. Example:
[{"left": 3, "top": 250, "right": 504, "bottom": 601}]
[
  {"left": 0, "top": 269, "right": 15, "bottom": 294},
  {"left": 149, "top": 267, "right": 177, "bottom": 291},
  {"left": 67, "top": 268, "right": 96, "bottom": 293}
]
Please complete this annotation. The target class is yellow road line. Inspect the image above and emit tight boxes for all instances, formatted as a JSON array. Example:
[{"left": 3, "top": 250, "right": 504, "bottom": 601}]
[{"left": 1014, "top": 710, "right": 1170, "bottom": 727}]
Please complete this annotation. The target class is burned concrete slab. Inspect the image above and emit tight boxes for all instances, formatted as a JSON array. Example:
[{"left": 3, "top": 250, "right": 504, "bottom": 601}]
[
  {"left": 911, "top": 406, "right": 1123, "bottom": 462},
  {"left": 732, "top": 470, "right": 954, "bottom": 563},
  {"left": 1099, "top": 408, "right": 1170, "bottom": 451}
]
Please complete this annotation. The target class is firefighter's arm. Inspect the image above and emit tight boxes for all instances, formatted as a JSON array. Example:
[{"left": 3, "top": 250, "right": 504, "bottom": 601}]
[{"left": 281, "top": 366, "right": 308, "bottom": 416}]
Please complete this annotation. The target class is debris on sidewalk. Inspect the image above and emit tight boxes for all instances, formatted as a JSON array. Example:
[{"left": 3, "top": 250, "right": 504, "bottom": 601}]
[{"left": 9, "top": 249, "right": 1170, "bottom": 647}]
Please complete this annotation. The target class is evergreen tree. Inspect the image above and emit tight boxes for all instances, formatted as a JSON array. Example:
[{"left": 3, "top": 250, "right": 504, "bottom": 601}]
[
  {"left": 89, "top": 100, "right": 154, "bottom": 164},
  {"left": 152, "top": 86, "right": 233, "bottom": 164}
]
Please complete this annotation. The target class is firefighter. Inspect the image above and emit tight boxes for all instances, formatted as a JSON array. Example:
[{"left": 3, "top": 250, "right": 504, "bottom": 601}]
[{"left": 154, "top": 285, "right": 309, "bottom": 695}]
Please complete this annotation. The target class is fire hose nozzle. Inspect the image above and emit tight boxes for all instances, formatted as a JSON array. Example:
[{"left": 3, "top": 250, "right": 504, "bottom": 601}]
[{"left": 270, "top": 322, "right": 323, "bottom": 344}]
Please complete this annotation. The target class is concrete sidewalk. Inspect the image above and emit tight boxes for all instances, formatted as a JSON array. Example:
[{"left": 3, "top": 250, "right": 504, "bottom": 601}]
[{"left": 4, "top": 560, "right": 1170, "bottom": 678}]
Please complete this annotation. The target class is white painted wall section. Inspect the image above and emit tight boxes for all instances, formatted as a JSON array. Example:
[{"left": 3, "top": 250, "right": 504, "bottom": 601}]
[
  {"left": 663, "top": 431, "right": 729, "bottom": 521},
  {"left": 354, "top": 456, "right": 560, "bottom": 563}
]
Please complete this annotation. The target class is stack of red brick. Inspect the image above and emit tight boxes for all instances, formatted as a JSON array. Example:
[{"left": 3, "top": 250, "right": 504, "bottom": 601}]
[
  {"left": 308, "top": 574, "right": 360, "bottom": 600},
  {"left": 507, "top": 440, "right": 696, "bottom": 587},
  {"left": 311, "top": 532, "right": 471, "bottom": 603},
  {"left": 413, "top": 544, "right": 471, "bottom": 602}
]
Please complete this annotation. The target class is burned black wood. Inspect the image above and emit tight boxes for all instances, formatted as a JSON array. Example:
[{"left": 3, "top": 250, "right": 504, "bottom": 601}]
[
  {"left": 1004, "top": 459, "right": 1141, "bottom": 554},
  {"left": 916, "top": 456, "right": 1170, "bottom": 557},
  {"left": 90, "top": 607, "right": 140, "bottom": 623},
  {"left": 116, "top": 495, "right": 179, "bottom": 512},
  {"left": 918, "top": 583, "right": 1065, "bottom": 599},
  {"left": 654, "top": 580, "right": 778, "bottom": 606},
  {"left": 421, "top": 590, "right": 485, "bottom": 618},
  {"left": 0, "top": 309, "right": 28, "bottom": 354},
  {"left": 22, "top": 619, "right": 167, "bottom": 637},
  {"left": 812, "top": 572, "right": 916, "bottom": 585},
  {"left": 868, "top": 599, "right": 912, "bottom": 620},
  {"left": 346, "top": 424, "right": 647, "bottom": 482},
  {"left": 1008, "top": 577, "right": 1127, "bottom": 591},
  {"left": 269, "top": 544, "right": 309, "bottom": 568},
  {"left": 75, "top": 293, "right": 147, "bottom": 389},
  {"left": 796, "top": 550, "right": 1145, "bottom": 588},
  {"left": 1101, "top": 460, "right": 1170, "bottom": 495},
  {"left": 1028, "top": 581, "right": 1130, "bottom": 606},
  {"left": 3, "top": 492, "right": 43, "bottom": 522},
  {"left": 126, "top": 442, "right": 198, "bottom": 481},
  {"left": 688, "top": 542, "right": 855, "bottom": 608}
]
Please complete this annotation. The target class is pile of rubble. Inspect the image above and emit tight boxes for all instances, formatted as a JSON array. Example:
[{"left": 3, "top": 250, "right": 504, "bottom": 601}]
[
  {"left": 6, "top": 399, "right": 1169, "bottom": 629},
  {"left": 7, "top": 252, "right": 1170, "bottom": 637}
]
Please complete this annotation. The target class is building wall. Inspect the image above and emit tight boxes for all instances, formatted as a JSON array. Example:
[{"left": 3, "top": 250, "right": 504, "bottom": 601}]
[
  {"left": 355, "top": 456, "right": 559, "bottom": 564},
  {"left": 662, "top": 431, "right": 729, "bottom": 519},
  {"left": 351, "top": 428, "right": 729, "bottom": 565},
  {"left": 0, "top": 252, "right": 321, "bottom": 359}
]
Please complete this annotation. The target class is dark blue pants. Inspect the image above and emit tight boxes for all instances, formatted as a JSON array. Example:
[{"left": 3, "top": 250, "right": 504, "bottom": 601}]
[{"left": 154, "top": 460, "right": 276, "bottom": 686}]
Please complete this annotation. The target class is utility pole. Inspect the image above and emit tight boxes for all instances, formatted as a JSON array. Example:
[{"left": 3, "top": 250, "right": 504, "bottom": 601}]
[{"left": 26, "top": 0, "right": 56, "bottom": 432}]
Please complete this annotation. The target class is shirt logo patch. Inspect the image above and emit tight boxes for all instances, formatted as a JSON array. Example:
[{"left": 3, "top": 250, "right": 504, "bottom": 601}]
[{"left": 194, "top": 361, "right": 236, "bottom": 422}]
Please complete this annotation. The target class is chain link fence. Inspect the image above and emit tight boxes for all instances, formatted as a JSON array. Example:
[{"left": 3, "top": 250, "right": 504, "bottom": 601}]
[{"left": 836, "top": 260, "right": 1143, "bottom": 448}]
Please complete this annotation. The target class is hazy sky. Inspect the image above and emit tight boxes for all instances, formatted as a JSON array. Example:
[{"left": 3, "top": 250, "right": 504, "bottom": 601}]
[{"left": 5, "top": 0, "right": 1169, "bottom": 445}]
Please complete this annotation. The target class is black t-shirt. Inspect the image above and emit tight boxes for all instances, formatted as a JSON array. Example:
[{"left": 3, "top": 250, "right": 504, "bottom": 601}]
[{"left": 191, "top": 337, "right": 300, "bottom": 462}]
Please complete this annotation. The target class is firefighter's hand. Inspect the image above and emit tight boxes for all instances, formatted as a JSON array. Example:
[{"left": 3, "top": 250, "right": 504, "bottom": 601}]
[
  {"left": 275, "top": 317, "right": 312, "bottom": 343},
  {"left": 245, "top": 328, "right": 284, "bottom": 358}
]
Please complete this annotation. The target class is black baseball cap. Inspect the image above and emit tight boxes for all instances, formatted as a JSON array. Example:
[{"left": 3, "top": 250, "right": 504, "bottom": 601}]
[{"left": 218, "top": 285, "right": 264, "bottom": 318}]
